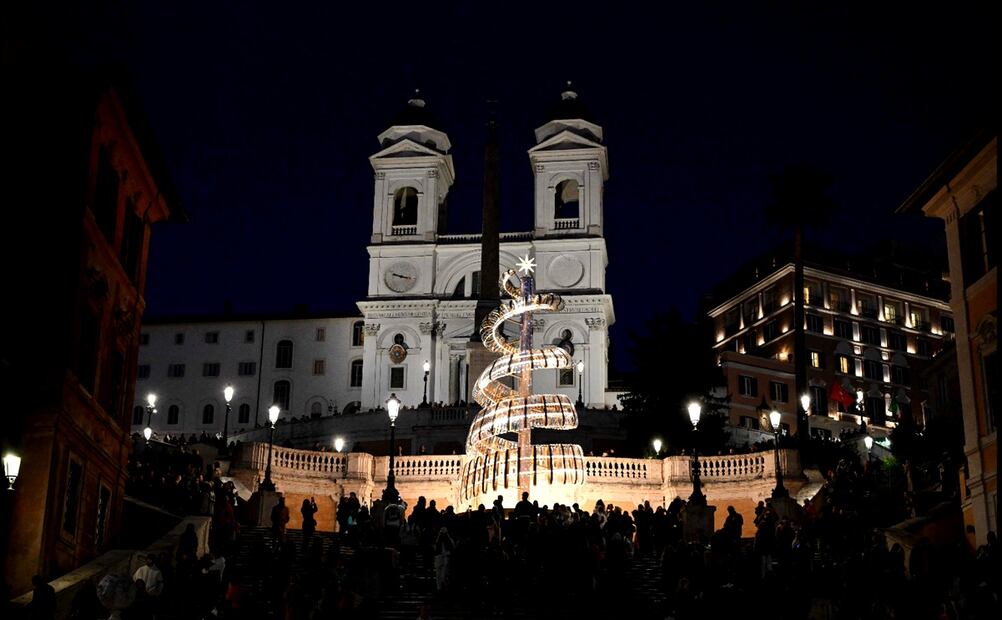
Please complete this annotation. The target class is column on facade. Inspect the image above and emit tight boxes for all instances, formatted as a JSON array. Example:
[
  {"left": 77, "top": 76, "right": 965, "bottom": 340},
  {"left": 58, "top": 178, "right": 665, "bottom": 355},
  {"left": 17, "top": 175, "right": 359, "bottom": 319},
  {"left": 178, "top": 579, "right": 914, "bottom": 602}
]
[
  {"left": 361, "top": 322, "right": 380, "bottom": 409},
  {"left": 586, "top": 317, "right": 608, "bottom": 408},
  {"left": 448, "top": 352, "right": 461, "bottom": 405}
]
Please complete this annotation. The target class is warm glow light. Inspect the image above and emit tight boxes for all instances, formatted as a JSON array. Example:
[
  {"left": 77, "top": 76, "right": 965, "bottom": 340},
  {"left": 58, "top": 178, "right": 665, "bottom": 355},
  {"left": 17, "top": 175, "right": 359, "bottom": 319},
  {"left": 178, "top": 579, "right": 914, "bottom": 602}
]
[
  {"left": 223, "top": 385, "right": 234, "bottom": 403},
  {"left": 687, "top": 402, "right": 701, "bottom": 427},
  {"left": 652, "top": 438, "right": 662, "bottom": 455},
  {"left": 769, "top": 410, "right": 782, "bottom": 432},
  {"left": 386, "top": 393, "right": 401, "bottom": 423},
  {"left": 3, "top": 453, "right": 22, "bottom": 487},
  {"left": 856, "top": 389, "right": 864, "bottom": 403},
  {"left": 146, "top": 393, "right": 157, "bottom": 407},
  {"left": 423, "top": 360, "right": 431, "bottom": 373},
  {"left": 863, "top": 436, "right": 873, "bottom": 451},
  {"left": 334, "top": 437, "right": 345, "bottom": 453},
  {"left": 801, "top": 394, "right": 811, "bottom": 413},
  {"left": 268, "top": 405, "right": 280, "bottom": 424},
  {"left": 780, "top": 296, "right": 790, "bottom": 306},
  {"left": 716, "top": 331, "right": 725, "bottom": 343},
  {"left": 143, "top": 426, "right": 152, "bottom": 441}
]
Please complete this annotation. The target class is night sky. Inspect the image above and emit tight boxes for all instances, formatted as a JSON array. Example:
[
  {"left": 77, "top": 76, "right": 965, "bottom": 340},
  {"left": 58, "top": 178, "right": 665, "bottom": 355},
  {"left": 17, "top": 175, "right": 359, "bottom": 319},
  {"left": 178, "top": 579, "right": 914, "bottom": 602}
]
[{"left": 29, "top": 1, "right": 998, "bottom": 371}]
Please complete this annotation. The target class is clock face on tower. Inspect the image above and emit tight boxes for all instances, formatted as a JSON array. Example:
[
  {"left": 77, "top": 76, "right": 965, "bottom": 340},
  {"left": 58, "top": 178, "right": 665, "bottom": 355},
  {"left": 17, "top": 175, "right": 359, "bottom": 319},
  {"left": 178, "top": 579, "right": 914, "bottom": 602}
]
[{"left": 383, "top": 261, "right": 418, "bottom": 293}]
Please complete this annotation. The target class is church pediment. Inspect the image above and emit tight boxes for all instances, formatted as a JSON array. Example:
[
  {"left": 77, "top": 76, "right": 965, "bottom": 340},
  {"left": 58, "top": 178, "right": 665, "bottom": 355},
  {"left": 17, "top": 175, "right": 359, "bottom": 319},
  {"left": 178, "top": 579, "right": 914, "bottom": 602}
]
[
  {"left": 529, "top": 129, "right": 604, "bottom": 154},
  {"left": 370, "top": 137, "right": 445, "bottom": 161}
]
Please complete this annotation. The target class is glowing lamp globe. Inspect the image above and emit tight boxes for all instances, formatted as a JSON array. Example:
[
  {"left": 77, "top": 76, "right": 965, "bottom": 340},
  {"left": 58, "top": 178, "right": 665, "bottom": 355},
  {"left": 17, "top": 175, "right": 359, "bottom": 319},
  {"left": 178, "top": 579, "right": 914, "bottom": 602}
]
[
  {"left": 386, "top": 393, "right": 401, "bottom": 424},
  {"left": 268, "top": 405, "right": 280, "bottom": 425},
  {"left": 687, "top": 402, "right": 701, "bottom": 428},
  {"left": 652, "top": 438, "right": 662, "bottom": 455},
  {"left": 224, "top": 386, "right": 234, "bottom": 403},
  {"left": 143, "top": 426, "right": 152, "bottom": 441},
  {"left": 864, "top": 436, "right": 874, "bottom": 451},
  {"left": 4, "top": 453, "right": 22, "bottom": 490},
  {"left": 800, "top": 394, "right": 811, "bottom": 413},
  {"left": 769, "top": 410, "right": 782, "bottom": 432},
  {"left": 423, "top": 360, "right": 431, "bottom": 373},
  {"left": 334, "top": 437, "right": 345, "bottom": 453},
  {"left": 146, "top": 393, "right": 157, "bottom": 408},
  {"left": 576, "top": 360, "right": 585, "bottom": 374}
]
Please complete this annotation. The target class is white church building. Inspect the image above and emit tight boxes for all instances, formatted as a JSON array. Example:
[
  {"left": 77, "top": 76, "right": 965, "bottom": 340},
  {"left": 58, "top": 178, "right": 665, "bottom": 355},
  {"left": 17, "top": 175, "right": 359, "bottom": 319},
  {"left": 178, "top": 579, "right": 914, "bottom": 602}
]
[{"left": 133, "top": 87, "right": 620, "bottom": 439}]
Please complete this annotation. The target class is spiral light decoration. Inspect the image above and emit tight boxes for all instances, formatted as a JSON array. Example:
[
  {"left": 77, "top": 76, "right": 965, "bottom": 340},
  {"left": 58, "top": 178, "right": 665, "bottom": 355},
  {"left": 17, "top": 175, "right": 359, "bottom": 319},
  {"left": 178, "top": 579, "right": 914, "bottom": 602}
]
[{"left": 460, "top": 259, "right": 585, "bottom": 505}]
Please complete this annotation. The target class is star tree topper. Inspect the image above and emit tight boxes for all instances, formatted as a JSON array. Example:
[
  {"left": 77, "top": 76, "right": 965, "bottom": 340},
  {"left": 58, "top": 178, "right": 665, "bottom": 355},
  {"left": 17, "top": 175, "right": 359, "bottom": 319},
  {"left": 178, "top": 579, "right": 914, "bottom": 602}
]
[{"left": 516, "top": 253, "right": 536, "bottom": 276}]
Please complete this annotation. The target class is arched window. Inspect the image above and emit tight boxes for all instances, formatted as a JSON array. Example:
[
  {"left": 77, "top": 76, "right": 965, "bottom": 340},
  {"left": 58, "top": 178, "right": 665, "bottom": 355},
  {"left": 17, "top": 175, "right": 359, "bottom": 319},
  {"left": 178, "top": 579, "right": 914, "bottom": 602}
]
[
  {"left": 276, "top": 339, "right": 293, "bottom": 368},
  {"left": 310, "top": 402, "right": 323, "bottom": 415},
  {"left": 555, "top": 180, "right": 580, "bottom": 220},
  {"left": 237, "top": 403, "right": 250, "bottom": 424},
  {"left": 556, "top": 329, "right": 575, "bottom": 356},
  {"left": 351, "top": 321, "right": 365, "bottom": 347},
  {"left": 273, "top": 380, "right": 291, "bottom": 411},
  {"left": 392, "top": 187, "right": 418, "bottom": 226},
  {"left": 202, "top": 404, "right": 214, "bottom": 425},
  {"left": 350, "top": 360, "right": 364, "bottom": 387},
  {"left": 167, "top": 405, "right": 180, "bottom": 425},
  {"left": 132, "top": 406, "right": 144, "bottom": 425}
]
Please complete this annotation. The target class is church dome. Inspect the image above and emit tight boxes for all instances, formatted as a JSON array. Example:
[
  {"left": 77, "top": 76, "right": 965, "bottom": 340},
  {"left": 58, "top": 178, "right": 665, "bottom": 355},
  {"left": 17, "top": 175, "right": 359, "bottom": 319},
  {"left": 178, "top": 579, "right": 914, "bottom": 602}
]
[
  {"left": 389, "top": 89, "right": 440, "bottom": 129},
  {"left": 544, "top": 81, "right": 593, "bottom": 123}
]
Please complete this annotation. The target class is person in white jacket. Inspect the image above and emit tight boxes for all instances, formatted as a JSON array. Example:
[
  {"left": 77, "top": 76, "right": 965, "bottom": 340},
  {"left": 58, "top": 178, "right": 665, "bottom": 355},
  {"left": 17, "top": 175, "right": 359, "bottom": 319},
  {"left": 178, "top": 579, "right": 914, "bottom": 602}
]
[{"left": 132, "top": 554, "right": 164, "bottom": 597}]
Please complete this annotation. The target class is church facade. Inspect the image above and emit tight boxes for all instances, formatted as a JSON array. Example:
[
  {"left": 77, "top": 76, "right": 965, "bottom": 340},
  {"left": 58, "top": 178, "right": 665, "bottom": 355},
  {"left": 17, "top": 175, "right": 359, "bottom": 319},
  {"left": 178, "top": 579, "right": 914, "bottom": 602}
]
[{"left": 133, "top": 88, "right": 621, "bottom": 439}]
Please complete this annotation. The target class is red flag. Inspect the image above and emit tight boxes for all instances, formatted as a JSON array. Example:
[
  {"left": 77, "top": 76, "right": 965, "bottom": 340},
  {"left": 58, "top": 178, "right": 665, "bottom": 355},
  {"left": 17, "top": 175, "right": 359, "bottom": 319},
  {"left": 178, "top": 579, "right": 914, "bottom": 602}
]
[{"left": 830, "top": 383, "right": 855, "bottom": 409}]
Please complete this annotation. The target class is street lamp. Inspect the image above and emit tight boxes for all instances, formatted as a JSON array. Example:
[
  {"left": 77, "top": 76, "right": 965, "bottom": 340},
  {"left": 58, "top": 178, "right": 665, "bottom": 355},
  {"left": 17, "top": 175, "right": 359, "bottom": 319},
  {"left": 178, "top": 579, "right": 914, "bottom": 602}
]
[
  {"left": 421, "top": 360, "right": 431, "bottom": 407},
  {"left": 576, "top": 360, "right": 585, "bottom": 406},
  {"left": 769, "top": 409, "right": 789, "bottom": 498},
  {"left": 652, "top": 438, "right": 662, "bottom": 457},
  {"left": 145, "top": 393, "right": 157, "bottom": 429},
  {"left": 222, "top": 385, "right": 234, "bottom": 456},
  {"left": 334, "top": 437, "right": 345, "bottom": 454},
  {"left": 4, "top": 453, "right": 22, "bottom": 491},
  {"left": 864, "top": 435, "right": 873, "bottom": 452},
  {"left": 687, "top": 401, "right": 706, "bottom": 505},
  {"left": 382, "top": 394, "right": 401, "bottom": 504},
  {"left": 260, "top": 405, "right": 280, "bottom": 492},
  {"left": 801, "top": 393, "right": 811, "bottom": 416},
  {"left": 143, "top": 426, "right": 153, "bottom": 443}
]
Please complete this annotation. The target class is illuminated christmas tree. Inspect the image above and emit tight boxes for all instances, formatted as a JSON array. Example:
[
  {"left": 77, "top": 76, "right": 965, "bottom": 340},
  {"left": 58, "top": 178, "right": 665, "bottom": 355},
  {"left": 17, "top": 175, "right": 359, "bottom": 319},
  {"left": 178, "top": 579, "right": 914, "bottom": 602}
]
[{"left": 460, "top": 254, "right": 585, "bottom": 506}]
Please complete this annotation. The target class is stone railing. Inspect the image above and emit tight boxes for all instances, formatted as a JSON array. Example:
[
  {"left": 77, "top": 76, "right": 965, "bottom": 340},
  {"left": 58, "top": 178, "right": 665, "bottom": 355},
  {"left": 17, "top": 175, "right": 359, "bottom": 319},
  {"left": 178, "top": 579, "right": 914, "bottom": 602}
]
[
  {"left": 430, "top": 407, "right": 468, "bottom": 423},
  {"left": 585, "top": 457, "right": 660, "bottom": 482},
  {"left": 554, "top": 217, "right": 580, "bottom": 230},
  {"left": 235, "top": 443, "right": 347, "bottom": 479},
  {"left": 374, "top": 455, "right": 464, "bottom": 481},
  {"left": 391, "top": 224, "right": 417, "bottom": 235}
]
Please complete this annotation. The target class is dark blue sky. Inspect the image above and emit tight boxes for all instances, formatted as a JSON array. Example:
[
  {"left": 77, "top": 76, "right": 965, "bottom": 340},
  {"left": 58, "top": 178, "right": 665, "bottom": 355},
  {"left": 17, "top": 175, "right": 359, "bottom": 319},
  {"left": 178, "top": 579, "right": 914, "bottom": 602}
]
[{"left": 38, "top": 1, "right": 998, "bottom": 370}]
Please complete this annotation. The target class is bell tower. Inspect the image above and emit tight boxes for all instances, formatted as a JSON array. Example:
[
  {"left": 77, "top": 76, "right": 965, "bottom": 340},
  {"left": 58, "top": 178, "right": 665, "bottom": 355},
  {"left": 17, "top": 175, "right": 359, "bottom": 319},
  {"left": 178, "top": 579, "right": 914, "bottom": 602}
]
[
  {"left": 529, "top": 83, "right": 608, "bottom": 238},
  {"left": 370, "top": 91, "right": 455, "bottom": 243}
]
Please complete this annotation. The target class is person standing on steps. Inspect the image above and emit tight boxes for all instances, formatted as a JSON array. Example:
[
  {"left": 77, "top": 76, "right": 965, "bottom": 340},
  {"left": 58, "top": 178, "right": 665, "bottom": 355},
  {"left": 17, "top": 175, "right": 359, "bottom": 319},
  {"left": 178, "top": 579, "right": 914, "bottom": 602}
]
[
  {"left": 271, "top": 496, "right": 290, "bottom": 546},
  {"left": 301, "top": 497, "right": 318, "bottom": 553}
]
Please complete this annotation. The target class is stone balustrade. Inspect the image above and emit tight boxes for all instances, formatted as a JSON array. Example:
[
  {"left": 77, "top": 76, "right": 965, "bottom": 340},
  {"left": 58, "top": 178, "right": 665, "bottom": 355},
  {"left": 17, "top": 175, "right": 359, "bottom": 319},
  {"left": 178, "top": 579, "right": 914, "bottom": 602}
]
[
  {"left": 373, "top": 455, "right": 464, "bottom": 481},
  {"left": 585, "top": 457, "right": 661, "bottom": 482}
]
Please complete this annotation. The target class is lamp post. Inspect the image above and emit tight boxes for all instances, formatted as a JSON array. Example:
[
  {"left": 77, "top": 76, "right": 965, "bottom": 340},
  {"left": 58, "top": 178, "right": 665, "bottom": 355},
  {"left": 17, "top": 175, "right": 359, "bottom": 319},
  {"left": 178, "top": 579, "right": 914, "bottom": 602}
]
[
  {"left": 421, "top": 360, "right": 430, "bottom": 407},
  {"left": 576, "top": 360, "right": 585, "bottom": 406},
  {"left": 382, "top": 394, "right": 401, "bottom": 504},
  {"left": 145, "top": 393, "right": 157, "bottom": 428},
  {"left": 260, "top": 405, "right": 280, "bottom": 492},
  {"left": 687, "top": 402, "right": 706, "bottom": 505},
  {"left": 222, "top": 385, "right": 234, "bottom": 456},
  {"left": 769, "top": 409, "right": 789, "bottom": 498},
  {"left": 4, "top": 453, "right": 22, "bottom": 491},
  {"left": 863, "top": 435, "right": 873, "bottom": 467},
  {"left": 652, "top": 438, "right": 662, "bottom": 458}
]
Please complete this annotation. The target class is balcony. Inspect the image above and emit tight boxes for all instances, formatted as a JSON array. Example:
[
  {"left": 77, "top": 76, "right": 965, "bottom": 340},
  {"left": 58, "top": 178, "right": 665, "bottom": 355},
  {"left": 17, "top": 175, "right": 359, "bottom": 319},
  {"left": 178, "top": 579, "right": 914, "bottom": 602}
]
[
  {"left": 553, "top": 218, "right": 580, "bottom": 230},
  {"left": 391, "top": 224, "right": 417, "bottom": 236}
]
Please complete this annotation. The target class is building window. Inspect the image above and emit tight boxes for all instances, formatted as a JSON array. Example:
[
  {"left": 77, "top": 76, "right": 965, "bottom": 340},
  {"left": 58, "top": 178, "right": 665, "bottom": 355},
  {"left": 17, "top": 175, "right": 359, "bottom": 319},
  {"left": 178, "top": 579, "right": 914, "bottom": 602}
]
[
  {"left": 861, "top": 325, "right": 880, "bottom": 345},
  {"left": 167, "top": 363, "right": 185, "bottom": 378},
  {"left": 174, "top": 333, "right": 185, "bottom": 345},
  {"left": 834, "top": 319, "right": 852, "bottom": 340},
  {"left": 555, "top": 179, "right": 580, "bottom": 220},
  {"left": 740, "top": 416, "right": 760, "bottom": 429},
  {"left": 891, "top": 365, "right": 910, "bottom": 385},
  {"left": 738, "top": 375, "right": 758, "bottom": 397},
  {"left": 202, "top": 404, "right": 214, "bottom": 425},
  {"left": 392, "top": 187, "right": 419, "bottom": 227},
  {"left": 245, "top": 330, "right": 255, "bottom": 343},
  {"left": 960, "top": 195, "right": 998, "bottom": 286},
  {"left": 238, "top": 403, "right": 250, "bottom": 424},
  {"left": 167, "top": 405, "right": 180, "bottom": 425},
  {"left": 273, "top": 380, "right": 291, "bottom": 411},
  {"left": 883, "top": 301, "right": 902, "bottom": 325},
  {"left": 909, "top": 307, "right": 929, "bottom": 330},
  {"left": 888, "top": 332, "right": 906, "bottom": 351},
  {"left": 95, "top": 483, "right": 111, "bottom": 551},
  {"left": 390, "top": 366, "right": 405, "bottom": 389},
  {"left": 351, "top": 321, "right": 365, "bottom": 346},
  {"left": 132, "top": 406, "right": 144, "bottom": 425},
  {"left": 558, "top": 368, "right": 575, "bottom": 386},
  {"left": 809, "top": 351, "right": 824, "bottom": 368},
  {"left": 310, "top": 402, "right": 323, "bottom": 416},
  {"left": 763, "top": 321, "right": 778, "bottom": 342},
  {"left": 806, "top": 314, "right": 823, "bottom": 334},
  {"left": 837, "top": 355, "right": 852, "bottom": 375},
  {"left": 866, "top": 396, "right": 884, "bottom": 423},
  {"left": 762, "top": 287, "right": 776, "bottom": 314},
  {"left": 137, "top": 364, "right": 150, "bottom": 380},
  {"left": 202, "top": 362, "right": 220, "bottom": 377},
  {"left": 316, "top": 327, "right": 326, "bottom": 342},
  {"left": 864, "top": 360, "right": 882, "bottom": 380},
  {"left": 941, "top": 316, "right": 955, "bottom": 333},
  {"left": 810, "top": 385, "right": 828, "bottom": 416},
  {"left": 804, "top": 281, "right": 820, "bottom": 306},
  {"left": 858, "top": 295, "right": 877, "bottom": 319},
  {"left": 238, "top": 361, "right": 257, "bottom": 376},
  {"left": 61, "top": 458, "right": 84, "bottom": 536},
  {"left": 725, "top": 309, "right": 740, "bottom": 335},
  {"left": 350, "top": 360, "right": 363, "bottom": 387},
  {"left": 471, "top": 271, "right": 482, "bottom": 297},
  {"left": 917, "top": 339, "right": 931, "bottom": 356},
  {"left": 770, "top": 381, "right": 789, "bottom": 403},
  {"left": 313, "top": 359, "right": 326, "bottom": 375},
  {"left": 828, "top": 287, "right": 849, "bottom": 312},
  {"left": 140, "top": 333, "right": 150, "bottom": 346},
  {"left": 205, "top": 331, "right": 219, "bottom": 344},
  {"left": 276, "top": 340, "right": 294, "bottom": 368}
]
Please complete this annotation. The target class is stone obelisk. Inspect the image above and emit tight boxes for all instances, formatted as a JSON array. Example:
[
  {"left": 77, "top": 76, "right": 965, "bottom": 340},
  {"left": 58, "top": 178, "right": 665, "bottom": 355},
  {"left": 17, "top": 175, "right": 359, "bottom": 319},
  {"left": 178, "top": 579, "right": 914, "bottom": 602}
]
[{"left": 467, "top": 107, "right": 501, "bottom": 400}]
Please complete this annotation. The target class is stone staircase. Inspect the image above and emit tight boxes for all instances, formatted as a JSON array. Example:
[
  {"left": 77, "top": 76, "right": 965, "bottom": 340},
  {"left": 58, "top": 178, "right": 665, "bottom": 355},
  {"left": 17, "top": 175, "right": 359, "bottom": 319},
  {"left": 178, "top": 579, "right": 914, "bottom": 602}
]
[{"left": 230, "top": 527, "right": 670, "bottom": 619}]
